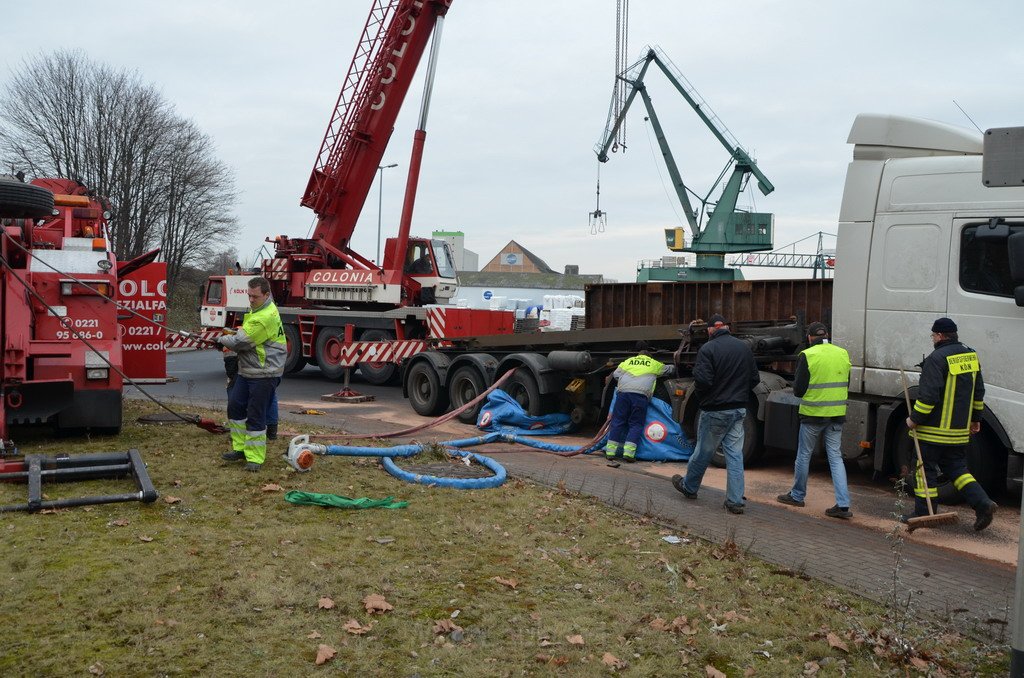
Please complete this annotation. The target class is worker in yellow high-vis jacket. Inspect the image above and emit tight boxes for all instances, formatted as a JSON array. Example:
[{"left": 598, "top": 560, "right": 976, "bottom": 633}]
[
  {"left": 604, "top": 342, "right": 675, "bottom": 463},
  {"left": 216, "top": 277, "right": 287, "bottom": 472},
  {"left": 904, "top": 317, "right": 997, "bottom": 531},
  {"left": 777, "top": 322, "right": 853, "bottom": 519}
]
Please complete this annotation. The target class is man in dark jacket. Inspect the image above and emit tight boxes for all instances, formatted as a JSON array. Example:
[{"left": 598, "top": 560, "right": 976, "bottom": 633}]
[
  {"left": 904, "top": 317, "right": 997, "bottom": 530},
  {"left": 777, "top": 322, "right": 853, "bottom": 519},
  {"left": 672, "top": 314, "right": 759, "bottom": 514}
]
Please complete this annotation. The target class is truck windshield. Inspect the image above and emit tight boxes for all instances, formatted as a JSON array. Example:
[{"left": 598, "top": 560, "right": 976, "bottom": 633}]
[
  {"left": 960, "top": 223, "right": 1024, "bottom": 297},
  {"left": 432, "top": 239, "right": 457, "bottom": 279}
]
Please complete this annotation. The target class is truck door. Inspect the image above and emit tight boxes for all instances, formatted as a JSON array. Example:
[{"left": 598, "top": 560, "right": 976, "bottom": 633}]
[{"left": 945, "top": 217, "right": 1024, "bottom": 449}]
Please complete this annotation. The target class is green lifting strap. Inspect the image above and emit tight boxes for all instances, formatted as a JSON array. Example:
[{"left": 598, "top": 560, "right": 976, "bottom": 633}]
[{"left": 284, "top": 491, "right": 408, "bottom": 510}]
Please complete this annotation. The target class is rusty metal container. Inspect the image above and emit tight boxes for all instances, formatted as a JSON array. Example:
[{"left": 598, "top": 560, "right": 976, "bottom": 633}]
[{"left": 584, "top": 279, "right": 833, "bottom": 329}]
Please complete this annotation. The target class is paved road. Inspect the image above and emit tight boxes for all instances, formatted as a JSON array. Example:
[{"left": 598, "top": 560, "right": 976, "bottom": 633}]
[{"left": 131, "top": 350, "right": 1021, "bottom": 638}]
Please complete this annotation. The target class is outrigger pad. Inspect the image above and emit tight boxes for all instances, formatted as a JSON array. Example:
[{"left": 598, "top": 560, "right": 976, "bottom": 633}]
[
  {"left": 0, "top": 449, "right": 158, "bottom": 513},
  {"left": 321, "top": 388, "right": 375, "bottom": 403}
]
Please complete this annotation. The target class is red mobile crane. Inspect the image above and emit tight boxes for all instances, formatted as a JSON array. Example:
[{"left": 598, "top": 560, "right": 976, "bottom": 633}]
[{"left": 198, "top": 0, "right": 510, "bottom": 386}]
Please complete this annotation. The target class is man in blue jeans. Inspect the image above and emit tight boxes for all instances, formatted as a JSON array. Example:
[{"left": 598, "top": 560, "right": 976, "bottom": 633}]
[
  {"left": 776, "top": 322, "right": 853, "bottom": 519},
  {"left": 672, "top": 314, "right": 759, "bottom": 514}
]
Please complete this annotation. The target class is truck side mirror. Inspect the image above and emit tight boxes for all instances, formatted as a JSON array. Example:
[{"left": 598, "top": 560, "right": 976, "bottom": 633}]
[{"left": 974, "top": 218, "right": 1011, "bottom": 240}]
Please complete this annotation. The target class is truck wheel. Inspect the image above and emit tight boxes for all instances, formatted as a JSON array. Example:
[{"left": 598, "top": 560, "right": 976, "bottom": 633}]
[
  {"left": 358, "top": 329, "right": 399, "bottom": 385},
  {"left": 282, "top": 325, "right": 305, "bottom": 375},
  {"left": 709, "top": 408, "right": 762, "bottom": 468},
  {"left": 406, "top": 362, "right": 448, "bottom": 416},
  {"left": 449, "top": 366, "right": 486, "bottom": 423},
  {"left": 892, "top": 421, "right": 960, "bottom": 505},
  {"left": 965, "top": 426, "right": 1006, "bottom": 499},
  {"left": 502, "top": 371, "right": 550, "bottom": 417},
  {"left": 0, "top": 178, "right": 54, "bottom": 219},
  {"left": 314, "top": 327, "right": 349, "bottom": 381}
]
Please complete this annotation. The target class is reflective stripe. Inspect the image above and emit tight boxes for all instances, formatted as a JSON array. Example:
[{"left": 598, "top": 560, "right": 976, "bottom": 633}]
[
  {"left": 805, "top": 399, "right": 849, "bottom": 407},
  {"left": 623, "top": 443, "right": 637, "bottom": 459},
  {"left": 972, "top": 400, "right": 984, "bottom": 411},
  {"left": 913, "top": 401, "right": 934, "bottom": 414},
  {"left": 914, "top": 467, "right": 938, "bottom": 498},
  {"left": 807, "top": 381, "right": 849, "bottom": 389},
  {"left": 940, "top": 370, "right": 956, "bottom": 429},
  {"left": 953, "top": 473, "right": 977, "bottom": 491},
  {"left": 911, "top": 425, "right": 970, "bottom": 445},
  {"left": 243, "top": 428, "right": 268, "bottom": 464}
]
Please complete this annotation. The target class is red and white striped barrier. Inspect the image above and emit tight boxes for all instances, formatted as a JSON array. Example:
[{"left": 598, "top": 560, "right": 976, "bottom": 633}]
[
  {"left": 323, "top": 339, "right": 428, "bottom": 367},
  {"left": 165, "top": 329, "right": 222, "bottom": 351}
]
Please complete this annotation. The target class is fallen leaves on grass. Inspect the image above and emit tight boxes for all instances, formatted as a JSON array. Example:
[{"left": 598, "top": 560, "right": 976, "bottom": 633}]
[
  {"left": 343, "top": 619, "right": 372, "bottom": 635},
  {"left": 650, "top": 616, "right": 698, "bottom": 635},
  {"left": 163, "top": 496, "right": 182, "bottom": 504},
  {"left": 909, "top": 656, "right": 930, "bottom": 671},
  {"left": 803, "top": 660, "right": 820, "bottom": 675},
  {"left": 602, "top": 652, "right": 627, "bottom": 669},
  {"left": 535, "top": 654, "right": 570, "bottom": 666},
  {"left": 493, "top": 576, "right": 518, "bottom": 589},
  {"left": 314, "top": 644, "right": 336, "bottom": 665},
  {"left": 432, "top": 619, "right": 463, "bottom": 635},
  {"left": 107, "top": 519, "right": 129, "bottom": 527},
  {"left": 138, "top": 535, "right": 154, "bottom": 543},
  {"left": 362, "top": 594, "right": 393, "bottom": 614},
  {"left": 706, "top": 666, "right": 726, "bottom": 678},
  {"left": 261, "top": 483, "right": 283, "bottom": 493},
  {"left": 565, "top": 634, "right": 584, "bottom": 646},
  {"left": 88, "top": 661, "right": 104, "bottom": 675},
  {"left": 307, "top": 630, "right": 322, "bottom": 639},
  {"left": 317, "top": 597, "right": 335, "bottom": 610},
  {"left": 826, "top": 631, "right": 849, "bottom": 653}
]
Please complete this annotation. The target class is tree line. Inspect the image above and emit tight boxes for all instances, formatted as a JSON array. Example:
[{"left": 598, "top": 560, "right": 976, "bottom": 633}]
[{"left": 0, "top": 50, "right": 238, "bottom": 291}]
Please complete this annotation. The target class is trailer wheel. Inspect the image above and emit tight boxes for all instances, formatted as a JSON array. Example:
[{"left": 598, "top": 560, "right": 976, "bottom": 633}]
[
  {"left": 282, "top": 325, "right": 305, "bottom": 375},
  {"left": 358, "top": 329, "right": 399, "bottom": 385},
  {"left": 502, "top": 371, "right": 550, "bottom": 417},
  {"left": 0, "top": 178, "right": 54, "bottom": 219},
  {"left": 709, "top": 407, "right": 762, "bottom": 468},
  {"left": 314, "top": 327, "right": 349, "bottom": 381},
  {"left": 449, "top": 366, "right": 487, "bottom": 424},
  {"left": 407, "top": 362, "right": 448, "bottom": 416}
]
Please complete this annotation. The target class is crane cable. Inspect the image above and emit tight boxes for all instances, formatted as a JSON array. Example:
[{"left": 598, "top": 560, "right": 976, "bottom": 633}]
[
  {"left": 612, "top": 0, "right": 630, "bottom": 152},
  {"left": 0, "top": 232, "right": 226, "bottom": 434}
]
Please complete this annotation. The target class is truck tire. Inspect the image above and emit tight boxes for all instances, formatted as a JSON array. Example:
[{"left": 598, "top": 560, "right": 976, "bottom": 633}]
[
  {"left": 406, "top": 361, "right": 448, "bottom": 416},
  {"left": 282, "top": 325, "right": 305, "bottom": 375},
  {"left": 357, "top": 329, "right": 399, "bottom": 385},
  {"left": 709, "top": 408, "right": 762, "bottom": 468},
  {"left": 501, "top": 371, "right": 550, "bottom": 417},
  {"left": 0, "top": 178, "right": 54, "bottom": 219},
  {"left": 449, "top": 365, "right": 486, "bottom": 424},
  {"left": 315, "top": 327, "right": 349, "bottom": 381},
  {"left": 965, "top": 426, "right": 1006, "bottom": 499}
]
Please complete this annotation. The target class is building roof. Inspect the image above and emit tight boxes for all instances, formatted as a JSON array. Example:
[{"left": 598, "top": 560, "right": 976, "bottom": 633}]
[
  {"left": 457, "top": 271, "right": 603, "bottom": 290},
  {"left": 510, "top": 240, "right": 555, "bottom": 274}
]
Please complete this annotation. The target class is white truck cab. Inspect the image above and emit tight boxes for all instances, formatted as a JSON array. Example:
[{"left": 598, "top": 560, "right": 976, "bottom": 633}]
[{"left": 833, "top": 114, "right": 1024, "bottom": 492}]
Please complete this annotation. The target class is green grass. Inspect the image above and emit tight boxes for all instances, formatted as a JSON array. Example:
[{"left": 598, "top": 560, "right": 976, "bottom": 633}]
[{"left": 0, "top": 402, "right": 1009, "bottom": 676}]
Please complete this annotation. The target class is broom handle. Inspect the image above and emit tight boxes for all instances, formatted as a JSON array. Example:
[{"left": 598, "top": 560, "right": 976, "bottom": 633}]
[{"left": 899, "top": 368, "right": 936, "bottom": 516}]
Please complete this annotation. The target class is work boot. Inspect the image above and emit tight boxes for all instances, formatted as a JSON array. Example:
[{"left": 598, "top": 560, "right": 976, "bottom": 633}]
[
  {"left": 267, "top": 424, "right": 278, "bottom": 441},
  {"left": 776, "top": 492, "right": 805, "bottom": 507},
  {"left": 245, "top": 462, "right": 262, "bottom": 473},
  {"left": 825, "top": 505, "right": 853, "bottom": 519},
  {"left": 723, "top": 500, "right": 745, "bottom": 515},
  {"left": 974, "top": 501, "right": 997, "bottom": 532},
  {"left": 221, "top": 451, "right": 245, "bottom": 461},
  {"left": 671, "top": 474, "right": 697, "bottom": 499}
]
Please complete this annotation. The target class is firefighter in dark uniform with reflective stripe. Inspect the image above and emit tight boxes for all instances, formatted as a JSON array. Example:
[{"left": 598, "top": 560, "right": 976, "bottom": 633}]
[{"left": 905, "top": 317, "right": 997, "bottom": 531}]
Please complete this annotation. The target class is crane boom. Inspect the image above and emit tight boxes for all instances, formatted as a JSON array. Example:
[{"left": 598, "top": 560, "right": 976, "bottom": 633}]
[{"left": 302, "top": 0, "right": 452, "bottom": 253}]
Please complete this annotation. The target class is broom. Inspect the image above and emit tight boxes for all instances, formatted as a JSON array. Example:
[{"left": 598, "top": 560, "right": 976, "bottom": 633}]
[{"left": 899, "top": 369, "right": 958, "bottom": 532}]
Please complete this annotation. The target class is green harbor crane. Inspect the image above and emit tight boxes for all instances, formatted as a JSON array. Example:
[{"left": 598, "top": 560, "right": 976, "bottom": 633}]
[{"left": 594, "top": 45, "right": 775, "bottom": 281}]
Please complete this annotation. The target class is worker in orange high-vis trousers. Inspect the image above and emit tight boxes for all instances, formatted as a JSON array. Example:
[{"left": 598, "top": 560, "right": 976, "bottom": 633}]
[
  {"left": 217, "top": 277, "right": 287, "bottom": 472},
  {"left": 904, "top": 317, "right": 997, "bottom": 530},
  {"left": 604, "top": 341, "right": 675, "bottom": 463}
]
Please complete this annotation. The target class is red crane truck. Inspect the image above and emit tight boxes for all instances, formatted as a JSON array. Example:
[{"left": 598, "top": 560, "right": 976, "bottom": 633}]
[
  {"left": 0, "top": 176, "right": 166, "bottom": 444},
  {"left": 196, "top": 0, "right": 510, "bottom": 385}
]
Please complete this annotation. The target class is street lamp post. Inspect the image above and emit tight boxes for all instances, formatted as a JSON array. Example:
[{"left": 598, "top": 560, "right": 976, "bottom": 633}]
[{"left": 376, "top": 163, "right": 398, "bottom": 264}]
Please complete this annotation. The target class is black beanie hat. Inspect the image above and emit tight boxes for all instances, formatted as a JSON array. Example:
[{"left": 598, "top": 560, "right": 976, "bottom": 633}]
[
  {"left": 707, "top": 314, "right": 727, "bottom": 327},
  {"left": 807, "top": 322, "right": 828, "bottom": 337},
  {"left": 931, "top": 317, "right": 957, "bottom": 333}
]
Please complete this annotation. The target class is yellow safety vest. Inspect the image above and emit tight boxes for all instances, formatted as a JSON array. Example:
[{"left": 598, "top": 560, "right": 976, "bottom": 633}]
[{"left": 799, "top": 342, "right": 850, "bottom": 417}]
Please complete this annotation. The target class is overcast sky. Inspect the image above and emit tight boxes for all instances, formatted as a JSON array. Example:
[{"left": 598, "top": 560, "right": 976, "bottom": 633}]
[{"left": 3, "top": 1, "right": 1024, "bottom": 283}]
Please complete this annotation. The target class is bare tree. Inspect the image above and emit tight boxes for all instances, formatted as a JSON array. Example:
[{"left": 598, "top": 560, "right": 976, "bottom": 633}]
[{"left": 0, "top": 50, "right": 238, "bottom": 288}]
